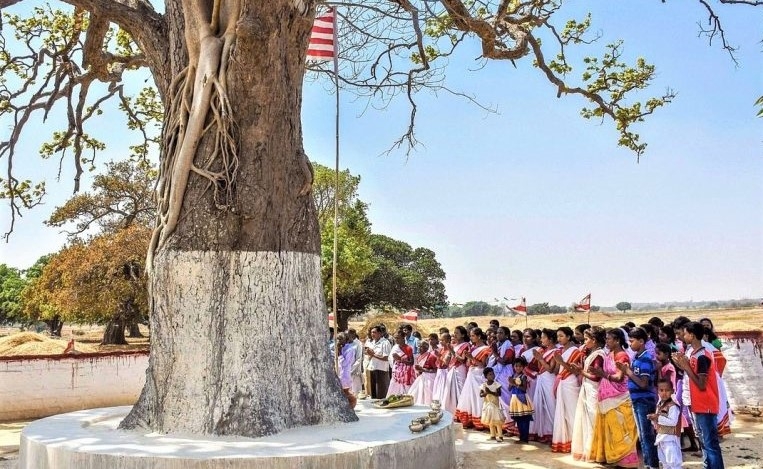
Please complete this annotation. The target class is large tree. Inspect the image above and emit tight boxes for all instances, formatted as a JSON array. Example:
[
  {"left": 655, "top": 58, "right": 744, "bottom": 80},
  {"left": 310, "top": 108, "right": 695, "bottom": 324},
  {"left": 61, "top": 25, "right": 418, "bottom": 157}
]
[
  {"left": 0, "top": 0, "right": 757, "bottom": 441},
  {"left": 0, "top": 264, "right": 25, "bottom": 325},
  {"left": 21, "top": 224, "right": 150, "bottom": 344}
]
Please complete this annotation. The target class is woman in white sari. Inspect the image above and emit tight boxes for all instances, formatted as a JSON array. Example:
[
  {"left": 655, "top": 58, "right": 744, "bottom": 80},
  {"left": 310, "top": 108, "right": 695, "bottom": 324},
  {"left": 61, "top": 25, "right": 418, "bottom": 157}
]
[
  {"left": 407, "top": 341, "right": 438, "bottom": 405},
  {"left": 531, "top": 328, "right": 559, "bottom": 443},
  {"left": 571, "top": 326, "right": 607, "bottom": 462},
  {"left": 455, "top": 328, "right": 492, "bottom": 429},
  {"left": 551, "top": 327, "right": 584, "bottom": 453},
  {"left": 441, "top": 326, "right": 470, "bottom": 415},
  {"left": 431, "top": 332, "right": 452, "bottom": 404}
]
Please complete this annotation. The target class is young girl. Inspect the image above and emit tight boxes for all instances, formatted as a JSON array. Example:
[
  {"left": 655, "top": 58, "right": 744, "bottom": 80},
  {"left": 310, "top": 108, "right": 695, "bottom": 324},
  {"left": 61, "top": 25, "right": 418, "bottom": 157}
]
[
  {"left": 656, "top": 342, "right": 677, "bottom": 391},
  {"left": 648, "top": 379, "right": 683, "bottom": 469},
  {"left": 480, "top": 367, "right": 505, "bottom": 442},
  {"left": 508, "top": 357, "right": 534, "bottom": 444}
]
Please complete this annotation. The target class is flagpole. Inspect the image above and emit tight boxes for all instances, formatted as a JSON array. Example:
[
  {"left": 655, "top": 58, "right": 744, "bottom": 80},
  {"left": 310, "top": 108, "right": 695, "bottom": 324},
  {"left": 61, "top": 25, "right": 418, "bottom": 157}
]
[
  {"left": 587, "top": 293, "right": 591, "bottom": 325},
  {"left": 331, "top": 7, "right": 340, "bottom": 375}
]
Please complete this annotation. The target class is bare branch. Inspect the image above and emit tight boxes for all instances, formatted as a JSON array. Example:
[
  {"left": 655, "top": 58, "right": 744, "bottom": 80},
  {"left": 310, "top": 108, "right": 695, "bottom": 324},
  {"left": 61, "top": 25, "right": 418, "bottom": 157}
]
[{"left": 697, "top": 0, "right": 739, "bottom": 65}]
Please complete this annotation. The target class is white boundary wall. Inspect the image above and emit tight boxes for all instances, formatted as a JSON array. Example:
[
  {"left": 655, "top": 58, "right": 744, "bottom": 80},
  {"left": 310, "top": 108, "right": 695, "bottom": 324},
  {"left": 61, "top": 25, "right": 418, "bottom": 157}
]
[
  {"left": 719, "top": 335, "right": 763, "bottom": 411},
  {"left": 0, "top": 352, "right": 147, "bottom": 422}
]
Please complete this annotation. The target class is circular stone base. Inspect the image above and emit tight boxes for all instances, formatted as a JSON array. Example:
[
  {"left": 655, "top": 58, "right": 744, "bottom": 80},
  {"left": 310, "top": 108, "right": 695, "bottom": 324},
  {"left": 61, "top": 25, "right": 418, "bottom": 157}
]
[{"left": 20, "top": 401, "right": 455, "bottom": 469}]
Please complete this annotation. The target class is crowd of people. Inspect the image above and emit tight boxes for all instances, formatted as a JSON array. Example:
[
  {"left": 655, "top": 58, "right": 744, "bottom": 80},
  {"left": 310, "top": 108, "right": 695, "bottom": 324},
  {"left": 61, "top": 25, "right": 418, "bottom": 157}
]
[{"left": 333, "top": 316, "right": 732, "bottom": 469}]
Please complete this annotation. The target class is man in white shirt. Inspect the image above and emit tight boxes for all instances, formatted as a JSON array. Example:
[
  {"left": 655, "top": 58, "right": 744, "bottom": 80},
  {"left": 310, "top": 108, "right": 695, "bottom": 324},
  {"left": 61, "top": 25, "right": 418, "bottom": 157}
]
[{"left": 364, "top": 326, "right": 391, "bottom": 398}]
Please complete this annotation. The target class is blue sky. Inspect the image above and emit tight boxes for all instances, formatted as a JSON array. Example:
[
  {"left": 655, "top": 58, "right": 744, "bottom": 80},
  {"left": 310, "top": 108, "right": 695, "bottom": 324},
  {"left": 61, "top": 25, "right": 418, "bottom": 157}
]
[{"left": 1, "top": 1, "right": 761, "bottom": 307}]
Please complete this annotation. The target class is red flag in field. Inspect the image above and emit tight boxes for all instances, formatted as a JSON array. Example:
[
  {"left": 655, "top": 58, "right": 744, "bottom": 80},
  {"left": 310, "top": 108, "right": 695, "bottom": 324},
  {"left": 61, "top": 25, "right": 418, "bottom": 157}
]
[
  {"left": 574, "top": 293, "right": 591, "bottom": 312},
  {"left": 306, "top": 8, "right": 336, "bottom": 61},
  {"left": 510, "top": 297, "right": 527, "bottom": 316}
]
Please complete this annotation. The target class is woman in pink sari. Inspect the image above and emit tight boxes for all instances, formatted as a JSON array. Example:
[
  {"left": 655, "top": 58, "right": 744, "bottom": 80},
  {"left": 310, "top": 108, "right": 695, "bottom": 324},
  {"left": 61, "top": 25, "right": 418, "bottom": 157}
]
[
  {"left": 441, "top": 326, "right": 469, "bottom": 415},
  {"left": 589, "top": 328, "right": 639, "bottom": 468}
]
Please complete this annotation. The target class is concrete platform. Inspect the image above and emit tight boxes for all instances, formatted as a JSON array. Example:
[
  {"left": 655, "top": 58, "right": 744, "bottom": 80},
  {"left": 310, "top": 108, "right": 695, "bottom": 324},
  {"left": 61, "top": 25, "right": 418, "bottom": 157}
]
[{"left": 19, "top": 401, "right": 455, "bottom": 469}]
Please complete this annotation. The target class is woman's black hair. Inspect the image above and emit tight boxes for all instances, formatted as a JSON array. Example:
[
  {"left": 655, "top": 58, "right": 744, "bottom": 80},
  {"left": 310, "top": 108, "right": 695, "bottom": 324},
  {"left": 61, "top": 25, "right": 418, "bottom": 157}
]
[
  {"left": 699, "top": 317, "right": 715, "bottom": 331},
  {"left": 648, "top": 316, "right": 665, "bottom": 328},
  {"left": 541, "top": 328, "right": 558, "bottom": 344},
  {"left": 639, "top": 323, "right": 658, "bottom": 342},
  {"left": 471, "top": 327, "right": 487, "bottom": 342},
  {"left": 454, "top": 325, "right": 468, "bottom": 341},
  {"left": 586, "top": 326, "right": 607, "bottom": 347},
  {"left": 513, "top": 356, "right": 528, "bottom": 367},
  {"left": 704, "top": 326, "right": 719, "bottom": 343},
  {"left": 655, "top": 342, "right": 673, "bottom": 356},
  {"left": 660, "top": 326, "right": 676, "bottom": 344},
  {"left": 557, "top": 327, "right": 575, "bottom": 340},
  {"left": 606, "top": 327, "right": 629, "bottom": 349},
  {"left": 575, "top": 323, "right": 591, "bottom": 334}
]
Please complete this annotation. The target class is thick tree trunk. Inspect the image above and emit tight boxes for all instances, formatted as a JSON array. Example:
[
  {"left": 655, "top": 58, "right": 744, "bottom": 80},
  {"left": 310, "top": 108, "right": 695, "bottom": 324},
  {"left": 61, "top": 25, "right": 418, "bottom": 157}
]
[
  {"left": 46, "top": 315, "right": 63, "bottom": 337},
  {"left": 102, "top": 316, "right": 128, "bottom": 345},
  {"left": 121, "top": 1, "right": 357, "bottom": 437},
  {"left": 127, "top": 321, "right": 144, "bottom": 338}
]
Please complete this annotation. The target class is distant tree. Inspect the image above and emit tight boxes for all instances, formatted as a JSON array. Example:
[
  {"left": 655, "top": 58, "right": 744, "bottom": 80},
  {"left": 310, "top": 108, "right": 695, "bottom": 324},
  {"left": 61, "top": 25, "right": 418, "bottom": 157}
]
[
  {"left": 18, "top": 255, "right": 58, "bottom": 334},
  {"left": 460, "top": 301, "right": 492, "bottom": 317},
  {"left": 46, "top": 159, "right": 156, "bottom": 237},
  {"left": 590, "top": 305, "right": 601, "bottom": 312},
  {"left": 616, "top": 301, "right": 632, "bottom": 313},
  {"left": 549, "top": 305, "right": 567, "bottom": 315},
  {"left": 21, "top": 225, "right": 150, "bottom": 344},
  {"left": 326, "top": 233, "right": 447, "bottom": 329},
  {"left": 0, "top": 265, "right": 25, "bottom": 325},
  {"left": 528, "top": 302, "right": 551, "bottom": 316}
]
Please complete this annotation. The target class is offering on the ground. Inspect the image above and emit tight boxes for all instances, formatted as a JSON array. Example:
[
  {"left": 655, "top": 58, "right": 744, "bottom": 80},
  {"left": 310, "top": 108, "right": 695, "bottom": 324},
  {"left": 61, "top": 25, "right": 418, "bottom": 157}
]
[{"left": 376, "top": 394, "right": 413, "bottom": 409}]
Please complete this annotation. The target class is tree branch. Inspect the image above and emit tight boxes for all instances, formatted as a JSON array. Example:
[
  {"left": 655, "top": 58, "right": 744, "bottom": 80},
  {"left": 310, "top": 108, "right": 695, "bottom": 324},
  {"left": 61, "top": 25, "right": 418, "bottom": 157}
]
[{"left": 1, "top": 0, "right": 170, "bottom": 93}]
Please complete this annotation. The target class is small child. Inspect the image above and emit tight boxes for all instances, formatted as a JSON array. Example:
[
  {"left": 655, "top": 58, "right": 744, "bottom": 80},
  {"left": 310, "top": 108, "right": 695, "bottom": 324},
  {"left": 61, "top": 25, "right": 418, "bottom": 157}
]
[
  {"left": 508, "top": 357, "right": 534, "bottom": 444},
  {"left": 480, "top": 367, "right": 504, "bottom": 442},
  {"left": 648, "top": 379, "right": 683, "bottom": 469},
  {"left": 656, "top": 343, "right": 677, "bottom": 391}
]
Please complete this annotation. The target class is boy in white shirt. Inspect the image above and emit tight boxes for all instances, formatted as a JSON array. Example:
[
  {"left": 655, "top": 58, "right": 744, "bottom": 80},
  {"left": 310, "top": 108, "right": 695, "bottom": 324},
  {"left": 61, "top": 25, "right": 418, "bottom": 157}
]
[{"left": 648, "top": 379, "right": 683, "bottom": 469}]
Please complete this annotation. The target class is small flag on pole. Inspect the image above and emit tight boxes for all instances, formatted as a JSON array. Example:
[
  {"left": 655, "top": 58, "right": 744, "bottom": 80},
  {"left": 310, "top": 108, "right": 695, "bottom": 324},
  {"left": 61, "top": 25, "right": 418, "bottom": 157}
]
[
  {"left": 306, "top": 8, "right": 336, "bottom": 61},
  {"left": 574, "top": 293, "right": 591, "bottom": 312},
  {"left": 510, "top": 297, "right": 527, "bottom": 316}
]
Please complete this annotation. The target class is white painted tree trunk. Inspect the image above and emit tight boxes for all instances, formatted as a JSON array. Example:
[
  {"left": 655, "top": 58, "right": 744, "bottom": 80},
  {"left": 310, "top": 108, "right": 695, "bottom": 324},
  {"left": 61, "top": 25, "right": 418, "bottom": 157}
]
[{"left": 121, "top": 249, "right": 356, "bottom": 436}]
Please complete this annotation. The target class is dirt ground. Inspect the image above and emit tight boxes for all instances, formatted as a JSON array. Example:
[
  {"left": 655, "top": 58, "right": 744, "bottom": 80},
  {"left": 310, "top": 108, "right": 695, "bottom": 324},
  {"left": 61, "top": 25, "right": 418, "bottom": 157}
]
[
  {"left": 1, "top": 416, "right": 760, "bottom": 468},
  {"left": 454, "top": 416, "right": 763, "bottom": 469}
]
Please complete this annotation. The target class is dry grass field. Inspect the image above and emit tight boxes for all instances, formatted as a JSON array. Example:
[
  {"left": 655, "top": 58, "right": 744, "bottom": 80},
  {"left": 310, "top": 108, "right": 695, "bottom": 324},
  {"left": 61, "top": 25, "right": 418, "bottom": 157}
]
[
  {"left": 354, "top": 307, "right": 763, "bottom": 338},
  {"left": 1, "top": 307, "right": 759, "bottom": 356}
]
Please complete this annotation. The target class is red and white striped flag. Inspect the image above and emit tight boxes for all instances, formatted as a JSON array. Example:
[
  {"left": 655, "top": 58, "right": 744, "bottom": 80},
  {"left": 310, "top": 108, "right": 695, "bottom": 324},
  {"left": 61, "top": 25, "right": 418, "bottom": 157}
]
[
  {"left": 574, "top": 293, "right": 591, "bottom": 312},
  {"left": 510, "top": 297, "right": 527, "bottom": 316},
  {"left": 306, "top": 8, "right": 336, "bottom": 61}
]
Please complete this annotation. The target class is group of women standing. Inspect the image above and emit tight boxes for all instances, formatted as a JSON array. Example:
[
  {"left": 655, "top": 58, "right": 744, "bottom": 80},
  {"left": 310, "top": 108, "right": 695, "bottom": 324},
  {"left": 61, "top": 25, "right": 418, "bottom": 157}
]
[{"left": 392, "top": 316, "right": 732, "bottom": 469}]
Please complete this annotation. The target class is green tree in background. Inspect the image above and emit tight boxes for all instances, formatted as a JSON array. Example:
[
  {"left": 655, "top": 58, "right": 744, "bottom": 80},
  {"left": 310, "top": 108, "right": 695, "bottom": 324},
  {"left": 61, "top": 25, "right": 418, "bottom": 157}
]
[
  {"left": 0, "top": 264, "right": 25, "bottom": 325},
  {"left": 616, "top": 301, "right": 633, "bottom": 313}
]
